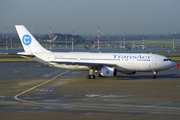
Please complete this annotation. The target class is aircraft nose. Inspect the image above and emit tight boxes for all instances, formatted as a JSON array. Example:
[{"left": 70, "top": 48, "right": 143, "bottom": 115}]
[{"left": 171, "top": 61, "right": 176, "bottom": 68}]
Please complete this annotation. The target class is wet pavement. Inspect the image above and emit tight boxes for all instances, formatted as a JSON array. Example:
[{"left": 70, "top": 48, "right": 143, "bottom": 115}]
[
  {"left": 0, "top": 47, "right": 180, "bottom": 119},
  {"left": 0, "top": 61, "right": 180, "bottom": 80},
  {"left": 0, "top": 62, "right": 180, "bottom": 119}
]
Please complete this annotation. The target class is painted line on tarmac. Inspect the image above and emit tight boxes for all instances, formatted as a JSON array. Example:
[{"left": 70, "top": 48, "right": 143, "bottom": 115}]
[
  {"left": 13, "top": 71, "right": 180, "bottom": 113},
  {"left": 35, "top": 102, "right": 180, "bottom": 114},
  {"left": 14, "top": 70, "right": 70, "bottom": 103}
]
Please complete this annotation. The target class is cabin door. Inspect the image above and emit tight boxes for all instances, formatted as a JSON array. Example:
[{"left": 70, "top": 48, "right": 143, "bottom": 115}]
[{"left": 152, "top": 56, "right": 157, "bottom": 65}]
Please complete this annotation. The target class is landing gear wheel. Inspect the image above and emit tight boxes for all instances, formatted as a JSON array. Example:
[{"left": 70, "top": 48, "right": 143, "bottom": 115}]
[
  {"left": 91, "top": 75, "right": 95, "bottom": 79},
  {"left": 99, "top": 74, "right": 103, "bottom": 77},
  {"left": 86, "top": 75, "right": 91, "bottom": 79},
  {"left": 153, "top": 75, "right": 157, "bottom": 79},
  {"left": 86, "top": 75, "right": 95, "bottom": 79}
]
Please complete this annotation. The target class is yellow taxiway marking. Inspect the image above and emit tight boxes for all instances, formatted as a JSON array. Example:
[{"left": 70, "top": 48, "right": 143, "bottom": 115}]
[
  {"left": 13, "top": 71, "right": 180, "bottom": 112},
  {"left": 14, "top": 70, "right": 70, "bottom": 103},
  {"left": 13, "top": 71, "right": 149, "bottom": 111}
]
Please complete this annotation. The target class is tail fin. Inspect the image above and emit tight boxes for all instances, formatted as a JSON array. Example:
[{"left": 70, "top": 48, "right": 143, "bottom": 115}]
[{"left": 15, "top": 25, "right": 50, "bottom": 53}]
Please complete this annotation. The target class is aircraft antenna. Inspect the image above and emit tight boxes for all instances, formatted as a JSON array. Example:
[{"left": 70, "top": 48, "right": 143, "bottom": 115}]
[{"left": 6, "top": 27, "right": 8, "bottom": 50}]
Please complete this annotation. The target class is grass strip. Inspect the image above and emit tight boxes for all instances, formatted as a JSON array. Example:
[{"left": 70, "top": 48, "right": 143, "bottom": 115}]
[
  {"left": 155, "top": 53, "right": 180, "bottom": 56},
  {"left": 169, "top": 57, "right": 180, "bottom": 61},
  {"left": 0, "top": 58, "right": 34, "bottom": 62},
  {"left": 0, "top": 54, "right": 17, "bottom": 57}
]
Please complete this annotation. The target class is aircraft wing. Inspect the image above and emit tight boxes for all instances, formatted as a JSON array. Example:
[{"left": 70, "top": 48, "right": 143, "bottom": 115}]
[{"left": 52, "top": 61, "right": 117, "bottom": 67}]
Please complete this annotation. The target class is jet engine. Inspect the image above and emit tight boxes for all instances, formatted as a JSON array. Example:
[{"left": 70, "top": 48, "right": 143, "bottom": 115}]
[{"left": 98, "top": 67, "right": 117, "bottom": 77}]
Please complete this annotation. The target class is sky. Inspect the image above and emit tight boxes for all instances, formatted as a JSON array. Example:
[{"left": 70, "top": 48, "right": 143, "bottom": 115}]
[{"left": 0, "top": 0, "right": 180, "bottom": 35}]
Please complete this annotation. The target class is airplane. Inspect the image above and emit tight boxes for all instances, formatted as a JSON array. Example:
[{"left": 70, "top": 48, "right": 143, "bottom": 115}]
[
  {"left": 46, "top": 36, "right": 57, "bottom": 42},
  {"left": 15, "top": 25, "right": 176, "bottom": 79}
]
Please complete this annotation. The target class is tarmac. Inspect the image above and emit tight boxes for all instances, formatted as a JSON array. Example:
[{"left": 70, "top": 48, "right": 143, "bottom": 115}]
[{"left": 0, "top": 61, "right": 180, "bottom": 120}]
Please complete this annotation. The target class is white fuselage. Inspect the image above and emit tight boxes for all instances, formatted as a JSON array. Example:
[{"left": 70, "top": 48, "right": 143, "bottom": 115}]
[
  {"left": 32, "top": 52, "right": 176, "bottom": 73},
  {"left": 15, "top": 25, "right": 176, "bottom": 78}
]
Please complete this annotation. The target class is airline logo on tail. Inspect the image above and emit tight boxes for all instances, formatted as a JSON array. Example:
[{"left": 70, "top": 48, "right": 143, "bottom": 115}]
[{"left": 22, "top": 34, "right": 31, "bottom": 45}]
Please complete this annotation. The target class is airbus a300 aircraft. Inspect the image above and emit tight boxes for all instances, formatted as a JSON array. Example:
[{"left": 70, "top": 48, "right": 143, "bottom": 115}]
[{"left": 15, "top": 25, "right": 176, "bottom": 79}]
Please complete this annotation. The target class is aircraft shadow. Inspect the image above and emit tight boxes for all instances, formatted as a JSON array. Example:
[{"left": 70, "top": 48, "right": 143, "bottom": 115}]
[{"left": 115, "top": 74, "right": 180, "bottom": 80}]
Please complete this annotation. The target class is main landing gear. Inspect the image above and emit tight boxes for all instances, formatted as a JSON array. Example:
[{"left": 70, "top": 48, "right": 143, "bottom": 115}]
[
  {"left": 153, "top": 71, "right": 157, "bottom": 79},
  {"left": 86, "top": 69, "right": 96, "bottom": 79},
  {"left": 86, "top": 75, "right": 95, "bottom": 79}
]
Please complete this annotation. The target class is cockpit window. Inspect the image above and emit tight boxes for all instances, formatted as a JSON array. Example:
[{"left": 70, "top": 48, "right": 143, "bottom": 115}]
[{"left": 164, "top": 59, "right": 171, "bottom": 61}]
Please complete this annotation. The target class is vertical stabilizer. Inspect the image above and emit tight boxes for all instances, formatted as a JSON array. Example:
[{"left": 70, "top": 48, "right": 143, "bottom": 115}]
[{"left": 15, "top": 25, "right": 50, "bottom": 53}]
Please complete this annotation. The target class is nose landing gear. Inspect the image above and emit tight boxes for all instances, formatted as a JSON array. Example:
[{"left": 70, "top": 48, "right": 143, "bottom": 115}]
[{"left": 153, "top": 71, "right": 157, "bottom": 79}]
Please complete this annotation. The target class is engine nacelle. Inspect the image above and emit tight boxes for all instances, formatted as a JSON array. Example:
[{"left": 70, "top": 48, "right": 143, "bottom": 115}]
[
  {"left": 100, "top": 67, "right": 117, "bottom": 77},
  {"left": 121, "top": 71, "right": 136, "bottom": 75}
]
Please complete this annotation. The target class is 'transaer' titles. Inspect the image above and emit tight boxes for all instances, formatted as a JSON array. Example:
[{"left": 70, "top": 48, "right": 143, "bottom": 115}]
[{"left": 113, "top": 55, "right": 152, "bottom": 59}]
